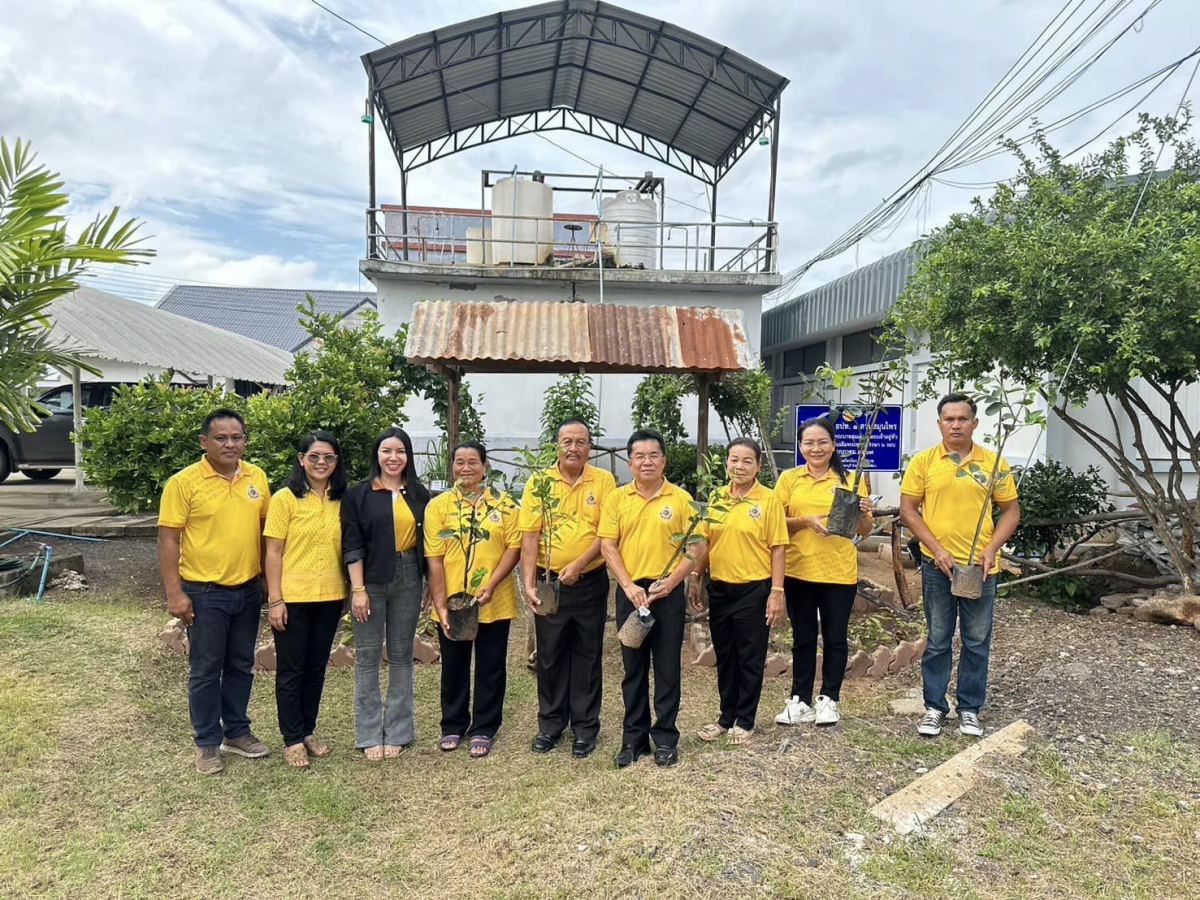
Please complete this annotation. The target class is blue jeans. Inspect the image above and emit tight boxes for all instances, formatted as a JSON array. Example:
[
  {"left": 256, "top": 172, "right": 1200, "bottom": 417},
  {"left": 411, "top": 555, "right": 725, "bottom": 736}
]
[
  {"left": 920, "top": 561, "right": 996, "bottom": 715},
  {"left": 184, "top": 578, "right": 263, "bottom": 748}
]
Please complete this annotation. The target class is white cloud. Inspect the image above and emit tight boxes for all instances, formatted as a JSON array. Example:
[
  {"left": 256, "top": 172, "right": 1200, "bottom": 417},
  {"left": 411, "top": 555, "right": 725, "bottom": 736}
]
[{"left": 3, "top": 0, "right": 1196, "bottom": 299}]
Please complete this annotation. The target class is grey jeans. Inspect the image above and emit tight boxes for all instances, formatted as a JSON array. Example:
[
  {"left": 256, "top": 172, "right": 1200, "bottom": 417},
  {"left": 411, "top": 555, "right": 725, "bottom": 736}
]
[{"left": 353, "top": 550, "right": 423, "bottom": 747}]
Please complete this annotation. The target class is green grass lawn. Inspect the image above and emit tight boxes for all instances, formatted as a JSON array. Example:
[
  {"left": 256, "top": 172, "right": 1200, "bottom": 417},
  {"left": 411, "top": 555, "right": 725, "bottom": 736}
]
[{"left": 2, "top": 595, "right": 1198, "bottom": 899}]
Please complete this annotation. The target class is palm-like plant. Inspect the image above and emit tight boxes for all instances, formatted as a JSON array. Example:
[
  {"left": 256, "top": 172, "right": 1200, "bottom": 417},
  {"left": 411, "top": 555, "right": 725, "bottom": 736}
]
[{"left": 0, "top": 137, "right": 153, "bottom": 431}]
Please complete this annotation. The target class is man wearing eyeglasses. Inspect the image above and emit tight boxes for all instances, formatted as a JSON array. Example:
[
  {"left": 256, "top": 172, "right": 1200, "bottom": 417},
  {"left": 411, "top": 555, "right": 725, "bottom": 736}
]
[
  {"left": 520, "top": 419, "right": 615, "bottom": 760},
  {"left": 599, "top": 429, "right": 697, "bottom": 769},
  {"left": 158, "top": 408, "right": 272, "bottom": 775}
]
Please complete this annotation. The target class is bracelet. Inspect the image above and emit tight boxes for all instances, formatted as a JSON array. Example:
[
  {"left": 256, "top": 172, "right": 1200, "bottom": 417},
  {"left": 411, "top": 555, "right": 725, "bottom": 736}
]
[
  {"left": 351, "top": 586, "right": 368, "bottom": 594},
  {"left": 268, "top": 599, "right": 285, "bottom": 609},
  {"left": 770, "top": 586, "right": 785, "bottom": 593}
]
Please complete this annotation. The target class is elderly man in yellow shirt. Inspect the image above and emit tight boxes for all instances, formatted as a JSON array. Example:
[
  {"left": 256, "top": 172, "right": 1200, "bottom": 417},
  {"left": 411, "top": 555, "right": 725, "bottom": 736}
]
[
  {"left": 158, "top": 409, "right": 271, "bottom": 775},
  {"left": 900, "top": 393, "right": 1020, "bottom": 740},
  {"left": 600, "top": 429, "right": 698, "bottom": 769},
  {"left": 520, "top": 419, "right": 615, "bottom": 760}
]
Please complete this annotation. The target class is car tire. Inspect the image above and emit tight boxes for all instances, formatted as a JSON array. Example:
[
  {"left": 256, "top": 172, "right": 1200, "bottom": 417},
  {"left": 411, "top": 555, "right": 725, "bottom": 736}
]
[
  {"left": 0, "top": 445, "right": 10, "bottom": 485},
  {"left": 23, "top": 468, "right": 62, "bottom": 481}
]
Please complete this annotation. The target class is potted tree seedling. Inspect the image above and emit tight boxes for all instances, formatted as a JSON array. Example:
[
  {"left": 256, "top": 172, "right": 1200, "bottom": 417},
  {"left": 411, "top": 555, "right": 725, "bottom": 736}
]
[
  {"left": 819, "top": 355, "right": 907, "bottom": 538},
  {"left": 515, "top": 441, "right": 574, "bottom": 616},
  {"left": 617, "top": 456, "right": 740, "bottom": 648},
  {"left": 950, "top": 376, "right": 1045, "bottom": 599},
  {"left": 437, "top": 484, "right": 503, "bottom": 641}
]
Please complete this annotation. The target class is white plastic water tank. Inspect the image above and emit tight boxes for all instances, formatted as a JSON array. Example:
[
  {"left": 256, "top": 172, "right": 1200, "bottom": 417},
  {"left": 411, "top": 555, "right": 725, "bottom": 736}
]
[
  {"left": 466, "top": 226, "right": 492, "bottom": 265},
  {"left": 492, "top": 177, "right": 554, "bottom": 265},
  {"left": 602, "top": 190, "right": 657, "bottom": 269}
]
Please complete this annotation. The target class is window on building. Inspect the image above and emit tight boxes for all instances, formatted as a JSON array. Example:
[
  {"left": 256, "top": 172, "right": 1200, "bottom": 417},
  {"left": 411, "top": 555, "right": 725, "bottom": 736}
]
[
  {"left": 781, "top": 341, "right": 827, "bottom": 377},
  {"left": 841, "top": 327, "right": 900, "bottom": 367}
]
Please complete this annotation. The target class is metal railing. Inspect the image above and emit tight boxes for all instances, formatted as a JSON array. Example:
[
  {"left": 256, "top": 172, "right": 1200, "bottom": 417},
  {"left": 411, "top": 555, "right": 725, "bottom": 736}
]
[{"left": 365, "top": 208, "right": 778, "bottom": 274}]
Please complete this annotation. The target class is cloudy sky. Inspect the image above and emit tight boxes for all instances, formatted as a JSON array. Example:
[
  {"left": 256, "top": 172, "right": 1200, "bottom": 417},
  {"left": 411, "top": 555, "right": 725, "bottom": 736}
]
[{"left": 3, "top": 0, "right": 1196, "bottom": 304}]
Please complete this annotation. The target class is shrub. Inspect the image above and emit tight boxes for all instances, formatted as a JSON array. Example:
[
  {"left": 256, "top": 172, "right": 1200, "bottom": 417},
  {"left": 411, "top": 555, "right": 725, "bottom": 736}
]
[
  {"left": 1008, "top": 460, "right": 1113, "bottom": 560},
  {"left": 540, "top": 373, "right": 603, "bottom": 442},
  {"left": 77, "top": 378, "right": 244, "bottom": 513},
  {"left": 631, "top": 374, "right": 691, "bottom": 446},
  {"left": 663, "top": 443, "right": 725, "bottom": 496}
]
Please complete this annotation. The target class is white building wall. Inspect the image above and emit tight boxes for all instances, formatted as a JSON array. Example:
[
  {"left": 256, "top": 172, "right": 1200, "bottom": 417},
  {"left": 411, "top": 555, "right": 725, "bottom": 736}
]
[
  {"left": 768, "top": 326, "right": 1196, "bottom": 509},
  {"left": 373, "top": 276, "right": 764, "bottom": 469}
]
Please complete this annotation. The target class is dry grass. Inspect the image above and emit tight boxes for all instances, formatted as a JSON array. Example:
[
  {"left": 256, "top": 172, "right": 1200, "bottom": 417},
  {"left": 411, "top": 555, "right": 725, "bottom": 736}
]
[{"left": 1, "top": 595, "right": 1198, "bottom": 899}]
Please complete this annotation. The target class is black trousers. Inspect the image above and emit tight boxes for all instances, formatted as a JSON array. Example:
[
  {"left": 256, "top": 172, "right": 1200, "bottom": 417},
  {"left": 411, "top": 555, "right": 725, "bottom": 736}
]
[
  {"left": 272, "top": 599, "right": 345, "bottom": 745},
  {"left": 534, "top": 567, "right": 608, "bottom": 741},
  {"left": 438, "top": 618, "right": 511, "bottom": 739},
  {"left": 708, "top": 578, "right": 771, "bottom": 730},
  {"left": 785, "top": 577, "right": 857, "bottom": 703},
  {"left": 616, "top": 579, "right": 685, "bottom": 750}
]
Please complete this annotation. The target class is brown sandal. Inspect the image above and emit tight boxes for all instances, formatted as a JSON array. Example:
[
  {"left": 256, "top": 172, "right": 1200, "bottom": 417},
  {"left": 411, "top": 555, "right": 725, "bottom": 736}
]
[
  {"left": 363, "top": 745, "right": 384, "bottom": 762},
  {"left": 728, "top": 726, "right": 754, "bottom": 746},
  {"left": 382, "top": 744, "right": 405, "bottom": 759},
  {"left": 284, "top": 743, "right": 310, "bottom": 768},
  {"left": 303, "top": 735, "right": 331, "bottom": 758},
  {"left": 697, "top": 723, "right": 728, "bottom": 742}
]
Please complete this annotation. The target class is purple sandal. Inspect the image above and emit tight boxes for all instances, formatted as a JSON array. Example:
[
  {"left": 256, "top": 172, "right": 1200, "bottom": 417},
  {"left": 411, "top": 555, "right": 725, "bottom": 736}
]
[
  {"left": 439, "top": 734, "right": 461, "bottom": 752},
  {"left": 469, "top": 736, "right": 493, "bottom": 758}
]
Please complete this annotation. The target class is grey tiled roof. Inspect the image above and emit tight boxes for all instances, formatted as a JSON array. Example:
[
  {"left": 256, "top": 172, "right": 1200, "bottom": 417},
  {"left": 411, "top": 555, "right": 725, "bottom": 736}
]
[{"left": 157, "top": 286, "right": 376, "bottom": 352}]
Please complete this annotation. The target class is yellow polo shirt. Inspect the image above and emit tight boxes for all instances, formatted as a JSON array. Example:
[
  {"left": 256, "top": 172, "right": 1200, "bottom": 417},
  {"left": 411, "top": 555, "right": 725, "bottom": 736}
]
[
  {"left": 159, "top": 457, "right": 270, "bottom": 585},
  {"left": 699, "top": 481, "right": 788, "bottom": 583},
  {"left": 598, "top": 478, "right": 696, "bottom": 582},
  {"left": 370, "top": 479, "right": 417, "bottom": 552},
  {"left": 774, "top": 466, "right": 867, "bottom": 585},
  {"left": 424, "top": 487, "right": 521, "bottom": 624},
  {"left": 518, "top": 463, "right": 616, "bottom": 573},
  {"left": 900, "top": 442, "right": 1018, "bottom": 573},
  {"left": 262, "top": 488, "right": 346, "bottom": 602}
]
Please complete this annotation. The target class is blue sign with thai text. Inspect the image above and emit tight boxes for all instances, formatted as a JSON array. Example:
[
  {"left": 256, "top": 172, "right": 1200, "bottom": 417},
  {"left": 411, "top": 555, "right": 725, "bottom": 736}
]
[{"left": 795, "top": 404, "right": 904, "bottom": 472}]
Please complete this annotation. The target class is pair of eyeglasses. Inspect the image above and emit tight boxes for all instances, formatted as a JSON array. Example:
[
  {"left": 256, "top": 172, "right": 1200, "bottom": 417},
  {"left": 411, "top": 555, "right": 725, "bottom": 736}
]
[
  {"left": 630, "top": 453, "right": 664, "bottom": 463},
  {"left": 305, "top": 453, "right": 337, "bottom": 464},
  {"left": 800, "top": 441, "right": 833, "bottom": 450}
]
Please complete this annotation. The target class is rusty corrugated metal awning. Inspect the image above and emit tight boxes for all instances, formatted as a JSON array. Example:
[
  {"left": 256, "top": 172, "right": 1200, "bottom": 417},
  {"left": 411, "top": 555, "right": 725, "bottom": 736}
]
[{"left": 406, "top": 300, "right": 752, "bottom": 374}]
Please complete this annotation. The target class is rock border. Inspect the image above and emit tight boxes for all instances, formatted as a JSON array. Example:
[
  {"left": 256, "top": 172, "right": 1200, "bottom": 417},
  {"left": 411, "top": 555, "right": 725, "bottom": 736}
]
[{"left": 687, "top": 622, "right": 926, "bottom": 682}]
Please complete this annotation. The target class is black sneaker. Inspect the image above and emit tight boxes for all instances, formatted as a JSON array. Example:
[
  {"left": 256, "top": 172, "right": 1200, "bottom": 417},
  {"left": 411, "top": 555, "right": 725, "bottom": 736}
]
[
  {"left": 654, "top": 746, "right": 679, "bottom": 767},
  {"left": 917, "top": 708, "right": 946, "bottom": 737},
  {"left": 614, "top": 742, "right": 650, "bottom": 768},
  {"left": 530, "top": 732, "right": 561, "bottom": 753}
]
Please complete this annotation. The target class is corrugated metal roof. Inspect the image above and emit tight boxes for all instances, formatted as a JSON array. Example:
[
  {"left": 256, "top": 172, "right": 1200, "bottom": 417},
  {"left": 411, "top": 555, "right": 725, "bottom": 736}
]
[
  {"left": 363, "top": 0, "right": 787, "bottom": 174},
  {"left": 157, "top": 286, "right": 376, "bottom": 351},
  {"left": 407, "top": 300, "right": 752, "bottom": 373},
  {"left": 762, "top": 248, "right": 920, "bottom": 351},
  {"left": 49, "top": 286, "right": 294, "bottom": 384}
]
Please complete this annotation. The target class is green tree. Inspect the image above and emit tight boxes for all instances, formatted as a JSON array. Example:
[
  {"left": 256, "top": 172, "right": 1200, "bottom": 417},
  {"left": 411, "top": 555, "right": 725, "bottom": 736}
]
[
  {"left": 0, "top": 137, "right": 152, "bottom": 431},
  {"left": 540, "top": 373, "right": 603, "bottom": 442},
  {"left": 246, "top": 296, "right": 412, "bottom": 485},
  {"left": 631, "top": 374, "right": 691, "bottom": 446},
  {"left": 887, "top": 112, "right": 1200, "bottom": 590}
]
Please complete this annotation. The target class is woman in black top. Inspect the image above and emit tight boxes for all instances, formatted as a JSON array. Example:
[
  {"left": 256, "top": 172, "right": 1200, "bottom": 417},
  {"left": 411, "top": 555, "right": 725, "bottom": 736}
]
[{"left": 341, "top": 427, "right": 430, "bottom": 761}]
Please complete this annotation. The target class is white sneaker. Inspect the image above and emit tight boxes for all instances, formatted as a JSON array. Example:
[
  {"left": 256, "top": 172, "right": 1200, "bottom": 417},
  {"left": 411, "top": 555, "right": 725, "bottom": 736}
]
[
  {"left": 958, "top": 710, "right": 983, "bottom": 737},
  {"left": 917, "top": 708, "right": 946, "bottom": 737},
  {"left": 775, "top": 695, "right": 815, "bottom": 725},
  {"left": 814, "top": 695, "right": 840, "bottom": 727}
]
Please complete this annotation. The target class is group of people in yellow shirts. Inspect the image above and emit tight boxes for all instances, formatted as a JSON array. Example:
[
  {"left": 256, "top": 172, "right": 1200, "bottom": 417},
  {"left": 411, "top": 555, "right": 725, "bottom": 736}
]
[{"left": 160, "top": 392, "right": 1019, "bottom": 775}]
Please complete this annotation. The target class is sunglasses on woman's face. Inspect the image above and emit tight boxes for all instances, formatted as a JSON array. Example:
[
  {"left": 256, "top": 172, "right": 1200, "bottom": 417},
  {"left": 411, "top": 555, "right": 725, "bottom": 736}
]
[{"left": 305, "top": 453, "right": 337, "bottom": 464}]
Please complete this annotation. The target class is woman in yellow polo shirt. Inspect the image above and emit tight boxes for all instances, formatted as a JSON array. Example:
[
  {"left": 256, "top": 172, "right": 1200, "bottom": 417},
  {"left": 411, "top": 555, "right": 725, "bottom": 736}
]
[
  {"left": 687, "top": 437, "right": 788, "bottom": 745},
  {"left": 341, "top": 427, "right": 431, "bottom": 762},
  {"left": 264, "top": 431, "right": 348, "bottom": 769},
  {"left": 773, "top": 417, "right": 873, "bottom": 727},
  {"left": 425, "top": 441, "right": 522, "bottom": 759}
]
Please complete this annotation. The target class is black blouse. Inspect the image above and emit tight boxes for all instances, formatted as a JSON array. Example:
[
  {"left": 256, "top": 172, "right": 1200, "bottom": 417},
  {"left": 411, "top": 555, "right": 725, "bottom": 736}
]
[{"left": 340, "top": 478, "right": 430, "bottom": 584}]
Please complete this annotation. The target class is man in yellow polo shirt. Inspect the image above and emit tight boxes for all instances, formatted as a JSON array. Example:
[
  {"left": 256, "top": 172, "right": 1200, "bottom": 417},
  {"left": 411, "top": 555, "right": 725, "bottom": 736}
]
[
  {"left": 599, "top": 429, "right": 697, "bottom": 769},
  {"left": 158, "top": 408, "right": 271, "bottom": 775},
  {"left": 520, "top": 419, "right": 616, "bottom": 760},
  {"left": 900, "top": 393, "right": 1020, "bottom": 740}
]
